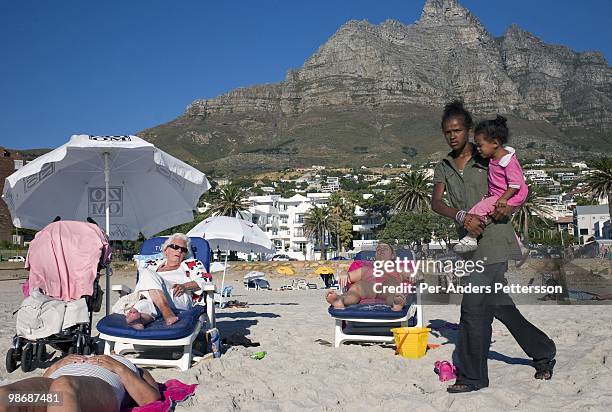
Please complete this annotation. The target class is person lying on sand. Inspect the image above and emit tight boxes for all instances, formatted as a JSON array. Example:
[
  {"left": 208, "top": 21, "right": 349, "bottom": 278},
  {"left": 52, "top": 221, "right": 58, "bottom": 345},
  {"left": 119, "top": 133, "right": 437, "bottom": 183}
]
[
  {"left": 540, "top": 278, "right": 612, "bottom": 301},
  {"left": 0, "top": 354, "right": 159, "bottom": 412},
  {"left": 325, "top": 242, "right": 412, "bottom": 312}
]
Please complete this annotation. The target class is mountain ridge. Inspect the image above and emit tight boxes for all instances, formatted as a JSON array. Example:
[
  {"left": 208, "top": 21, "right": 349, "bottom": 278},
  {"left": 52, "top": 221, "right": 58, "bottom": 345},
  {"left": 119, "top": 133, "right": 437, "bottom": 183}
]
[{"left": 140, "top": 0, "right": 611, "bottom": 175}]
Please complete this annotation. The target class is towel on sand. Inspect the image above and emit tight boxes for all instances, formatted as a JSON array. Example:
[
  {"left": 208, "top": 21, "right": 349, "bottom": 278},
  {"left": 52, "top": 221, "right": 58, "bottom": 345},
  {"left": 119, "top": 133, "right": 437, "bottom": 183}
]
[{"left": 122, "top": 379, "right": 197, "bottom": 412}]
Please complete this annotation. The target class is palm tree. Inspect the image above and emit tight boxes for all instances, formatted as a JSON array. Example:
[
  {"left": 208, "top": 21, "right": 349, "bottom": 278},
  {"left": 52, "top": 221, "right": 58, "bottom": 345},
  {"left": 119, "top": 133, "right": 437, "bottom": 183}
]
[
  {"left": 303, "top": 205, "right": 337, "bottom": 260},
  {"left": 204, "top": 184, "right": 249, "bottom": 219},
  {"left": 328, "top": 193, "right": 354, "bottom": 253},
  {"left": 393, "top": 171, "right": 431, "bottom": 213},
  {"left": 583, "top": 157, "right": 612, "bottom": 219},
  {"left": 512, "top": 184, "right": 552, "bottom": 243}
]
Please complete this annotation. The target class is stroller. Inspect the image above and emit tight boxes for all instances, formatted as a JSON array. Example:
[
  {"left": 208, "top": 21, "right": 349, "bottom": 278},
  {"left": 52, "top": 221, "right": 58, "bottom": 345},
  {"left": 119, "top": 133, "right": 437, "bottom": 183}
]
[{"left": 6, "top": 220, "right": 110, "bottom": 373}]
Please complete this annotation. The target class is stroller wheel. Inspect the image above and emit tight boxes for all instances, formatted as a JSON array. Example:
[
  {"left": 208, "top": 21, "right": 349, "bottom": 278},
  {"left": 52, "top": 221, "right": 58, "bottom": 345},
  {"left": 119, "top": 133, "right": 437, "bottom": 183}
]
[
  {"left": 5, "top": 348, "right": 18, "bottom": 373},
  {"left": 20, "top": 344, "right": 33, "bottom": 373},
  {"left": 36, "top": 343, "right": 47, "bottom": 362},
  {"left": 68, "top": 346, "right": 75, "bottom": 355},
  {"left": 83, "top": 345, "right": 92, "bottom": 355}
]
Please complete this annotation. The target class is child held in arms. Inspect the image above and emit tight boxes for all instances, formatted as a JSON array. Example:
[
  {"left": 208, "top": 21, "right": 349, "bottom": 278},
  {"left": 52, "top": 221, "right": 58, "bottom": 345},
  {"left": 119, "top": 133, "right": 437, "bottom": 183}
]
[{"left": 454, "top": 115, "right": 528, "bottom": 254}]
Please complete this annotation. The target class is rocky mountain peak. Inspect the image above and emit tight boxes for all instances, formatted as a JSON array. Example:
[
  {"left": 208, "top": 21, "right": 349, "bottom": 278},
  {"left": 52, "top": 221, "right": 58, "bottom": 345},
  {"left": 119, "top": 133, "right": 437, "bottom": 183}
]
[
  {"left": 148, "top": 0, "right": 611, "bottom": 175},
  {"left": 418, "top": 0, "right": 481, "bottom": 27},
  {"left": 503, "top": 24, "right": 544, "bottom": 47}
]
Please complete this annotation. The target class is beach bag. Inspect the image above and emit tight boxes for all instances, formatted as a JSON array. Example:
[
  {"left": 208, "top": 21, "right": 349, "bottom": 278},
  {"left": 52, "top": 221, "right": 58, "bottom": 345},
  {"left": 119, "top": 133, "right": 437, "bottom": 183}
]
[
  {"left": 16, "top": 291, "right": 66, "bottom": 339},
  {"left": 91, "top": 283, "right": 104, "bottom": 312}
]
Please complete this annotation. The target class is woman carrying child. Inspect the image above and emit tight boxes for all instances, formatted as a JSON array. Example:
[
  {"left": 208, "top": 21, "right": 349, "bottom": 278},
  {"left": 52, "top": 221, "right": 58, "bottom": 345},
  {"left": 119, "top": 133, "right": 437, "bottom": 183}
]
[{"left": 431, "top": 100, "right": 556, "bottom": 393}]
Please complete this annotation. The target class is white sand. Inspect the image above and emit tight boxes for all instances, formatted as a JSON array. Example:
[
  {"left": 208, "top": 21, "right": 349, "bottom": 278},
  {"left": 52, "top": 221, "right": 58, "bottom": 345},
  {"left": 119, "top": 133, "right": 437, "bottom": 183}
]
[{"left": 0, "top": 268, "right": 611, "bottom": 411}]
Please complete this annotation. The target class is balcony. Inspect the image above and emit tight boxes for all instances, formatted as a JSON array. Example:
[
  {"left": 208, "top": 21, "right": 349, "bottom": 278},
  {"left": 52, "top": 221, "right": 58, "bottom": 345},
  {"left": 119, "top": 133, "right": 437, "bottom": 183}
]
[
  {"left": 353, "top": 239, "right": 379, "bottom": 249},
  {"left": 271, "top": 232, "right": 290, "bottom": 240},
  {"left": 352, "top": 223, "right": 379, "bottom": 232}
]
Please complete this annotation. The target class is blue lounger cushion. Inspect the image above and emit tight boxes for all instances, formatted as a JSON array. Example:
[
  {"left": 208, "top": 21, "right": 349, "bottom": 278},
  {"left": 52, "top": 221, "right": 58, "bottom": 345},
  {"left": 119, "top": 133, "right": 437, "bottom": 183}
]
[
  {"left": 328, "top": 303, "right": 411, "bottom": 320},
  {"left": 97, "top": 306, "right": 206, "bottom": 340}
]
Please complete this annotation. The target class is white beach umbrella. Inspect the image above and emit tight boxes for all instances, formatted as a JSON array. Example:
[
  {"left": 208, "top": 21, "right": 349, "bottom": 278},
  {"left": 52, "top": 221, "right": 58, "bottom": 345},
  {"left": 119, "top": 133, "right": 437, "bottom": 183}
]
[
  {"left": 2, "top": 134, "right": 210, "bottom": 314},
  {"left": 2, "top": 135, "right": 210, "bottom": 240},
  {"left": 187, "top": 216, "right": 274, "bottom": 253},
  {"left": 209, "top": 261, "right": 230, "bottom": 273},
  {"left": 187, "top": 216, "right": 274, "bottom": 302}
]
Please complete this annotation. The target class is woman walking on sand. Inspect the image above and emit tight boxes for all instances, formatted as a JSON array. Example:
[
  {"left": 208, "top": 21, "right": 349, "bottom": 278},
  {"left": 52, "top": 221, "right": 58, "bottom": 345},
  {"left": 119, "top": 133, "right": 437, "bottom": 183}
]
[{"left": 430, "top": 100, "right": 556, "bottom": 393}]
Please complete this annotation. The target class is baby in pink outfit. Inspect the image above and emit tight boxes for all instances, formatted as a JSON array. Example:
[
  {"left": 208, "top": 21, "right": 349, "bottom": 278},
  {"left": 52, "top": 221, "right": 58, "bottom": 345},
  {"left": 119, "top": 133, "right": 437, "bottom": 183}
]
[{"left": 454, "top": 115, "right": 528, "bottom": 253}]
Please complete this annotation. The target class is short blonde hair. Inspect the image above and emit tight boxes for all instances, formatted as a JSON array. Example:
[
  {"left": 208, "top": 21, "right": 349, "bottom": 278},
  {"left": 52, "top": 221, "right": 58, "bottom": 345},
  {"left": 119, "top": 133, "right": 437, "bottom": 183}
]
[{"left": 161, "top": 233, "right": 192, "bottom": 259}]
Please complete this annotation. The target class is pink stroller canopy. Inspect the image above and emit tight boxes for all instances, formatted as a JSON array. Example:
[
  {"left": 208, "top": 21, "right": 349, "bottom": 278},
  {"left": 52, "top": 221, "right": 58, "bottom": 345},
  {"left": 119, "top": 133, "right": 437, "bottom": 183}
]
[{"left": 26, "top": 221, "right": 110, "bottom": 301}]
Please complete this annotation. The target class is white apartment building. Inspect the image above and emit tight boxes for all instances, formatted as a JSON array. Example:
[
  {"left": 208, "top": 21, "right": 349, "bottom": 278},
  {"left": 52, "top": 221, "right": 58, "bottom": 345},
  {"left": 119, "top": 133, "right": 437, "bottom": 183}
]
[
  {"left": 306, "top": 192, "right": 332, "bottom": 206},
  {"left": 213, "top": 177, "right": 230, "bottom": 187},
  {"left": 524, "top": 170, "right": 547, "bottom": 179},
  {"left": 352, "top": 204, "right": 383, "bottom": 251},
  {"left": 246, "top": 193, "right": 332, "bottom": 260},
  {"left": 530, "top": 175, "right": 560, "bottom": 193},
  {"left": 554, "top": 172, "right": 578, "bottom": 182},
  {"left": 321, "top": 177, "right": 339, "bottom": 192},
  {"left": 363, "top": 174, "right": 383, "bottom": 182},
  {"left": 572, "top": 162, "right": 588, "bottom": 169},
  {"left": 245, "top": 195, "right": 280, "bottom": 235},
  {"left": 539, "top": 195, "right": 573, "bottom": 220},
  {"left": 574, "top": 205, "right": 611, "bottom": 244}
]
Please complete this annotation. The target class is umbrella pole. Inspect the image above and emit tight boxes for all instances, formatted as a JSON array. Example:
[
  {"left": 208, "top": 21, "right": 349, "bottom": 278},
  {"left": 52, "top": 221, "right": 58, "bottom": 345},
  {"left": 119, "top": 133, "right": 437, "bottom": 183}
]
[
  {"left": 219, "top": 252, "right": 228, "bottom": 306},
  {"left": 104, "top": 152, "right": 111, "bottom": 316}
]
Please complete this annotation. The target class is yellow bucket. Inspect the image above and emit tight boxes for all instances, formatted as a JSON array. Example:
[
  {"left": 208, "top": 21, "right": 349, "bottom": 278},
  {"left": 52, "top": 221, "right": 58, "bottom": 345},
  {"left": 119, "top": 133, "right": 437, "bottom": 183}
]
[{"left": 390, "top": 327, "right": 431, "bottom": 359}]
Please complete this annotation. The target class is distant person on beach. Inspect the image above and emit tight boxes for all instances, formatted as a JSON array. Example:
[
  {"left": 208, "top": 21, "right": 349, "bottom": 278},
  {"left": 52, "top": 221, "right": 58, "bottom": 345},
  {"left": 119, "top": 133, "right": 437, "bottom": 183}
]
[
  {"left": 118, "top": 233, "right": 211, "bottom": 329},
  {"left": 431, "top": 100, "right": 556, "bottom": 393},
  {"left": 326, "top": 242, "right": 411, "bottom": 311},
  {"left": 452, "top": 115, "right": 529, "bottom": 265},
  {"left": 540, "top": 276, "right": 612, "bottom": 301},
  {"left": 0, "top": 354, "right": 160, "bottom": 411}
]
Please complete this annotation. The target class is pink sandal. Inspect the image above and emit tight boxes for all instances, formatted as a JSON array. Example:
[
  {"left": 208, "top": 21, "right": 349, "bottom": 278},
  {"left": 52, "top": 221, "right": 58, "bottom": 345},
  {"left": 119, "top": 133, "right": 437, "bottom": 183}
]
[{"left": 434, "top": 360, "right": 457, "bottom": 382}]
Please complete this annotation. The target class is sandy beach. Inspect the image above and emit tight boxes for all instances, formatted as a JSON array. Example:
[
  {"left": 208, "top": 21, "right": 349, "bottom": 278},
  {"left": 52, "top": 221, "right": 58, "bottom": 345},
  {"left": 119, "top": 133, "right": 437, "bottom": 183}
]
[{"left": 0, "top": 261, "right": 611, "bottom": 411}]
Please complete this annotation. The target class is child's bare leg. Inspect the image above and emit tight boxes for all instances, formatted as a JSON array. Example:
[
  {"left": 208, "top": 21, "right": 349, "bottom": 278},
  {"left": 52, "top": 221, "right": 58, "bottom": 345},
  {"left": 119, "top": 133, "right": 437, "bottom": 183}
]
[{"left": 148, "top": 289, "right": 178, "bottom": 325}]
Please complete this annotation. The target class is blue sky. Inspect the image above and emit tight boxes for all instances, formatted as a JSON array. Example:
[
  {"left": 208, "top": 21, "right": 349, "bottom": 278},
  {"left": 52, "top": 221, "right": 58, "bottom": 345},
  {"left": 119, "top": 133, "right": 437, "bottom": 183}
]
[{"left": 1, "top": 0, "right": 610, "bottom": 149}]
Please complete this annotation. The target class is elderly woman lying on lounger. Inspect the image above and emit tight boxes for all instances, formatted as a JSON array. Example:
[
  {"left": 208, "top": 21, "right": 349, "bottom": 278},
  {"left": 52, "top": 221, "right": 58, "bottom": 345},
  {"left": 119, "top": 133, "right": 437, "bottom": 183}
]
[
  {"left": 123, "top": 233, "right": 211, "bottom": 329},
  {"left": 326, "top": 242, "right": 412, "bottom": 311},
  {"left": 0, "top": 354, "right": 159, "bottom": 412}
]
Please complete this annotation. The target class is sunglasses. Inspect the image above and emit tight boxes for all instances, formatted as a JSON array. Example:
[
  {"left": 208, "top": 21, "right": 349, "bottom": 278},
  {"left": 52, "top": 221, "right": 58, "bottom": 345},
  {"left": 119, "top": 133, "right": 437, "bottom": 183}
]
[{"left": 167, "top": 243, "right": 189, "bottom": 254}]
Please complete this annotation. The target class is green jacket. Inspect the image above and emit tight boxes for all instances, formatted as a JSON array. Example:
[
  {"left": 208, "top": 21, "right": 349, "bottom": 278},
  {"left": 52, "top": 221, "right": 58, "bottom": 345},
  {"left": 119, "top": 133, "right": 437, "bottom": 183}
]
[{"left": 433, "top": 148, "right": 522, "bottom": 265}]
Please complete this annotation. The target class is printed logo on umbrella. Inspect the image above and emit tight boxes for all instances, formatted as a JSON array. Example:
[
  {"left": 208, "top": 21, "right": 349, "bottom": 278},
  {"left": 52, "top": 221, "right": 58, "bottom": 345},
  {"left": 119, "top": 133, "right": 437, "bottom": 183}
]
[
  {"left": 88, "top": 187, "right": 124, "bottom": 217},
  {"left": 88, "top": 135, "right": 132, "bottom": 142}
]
